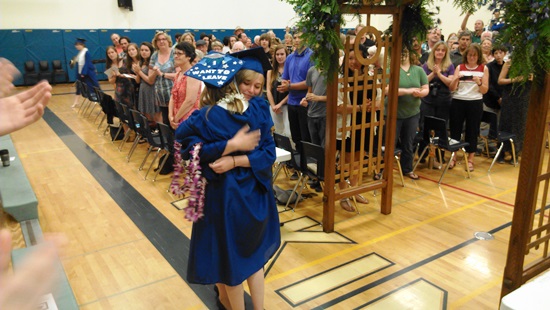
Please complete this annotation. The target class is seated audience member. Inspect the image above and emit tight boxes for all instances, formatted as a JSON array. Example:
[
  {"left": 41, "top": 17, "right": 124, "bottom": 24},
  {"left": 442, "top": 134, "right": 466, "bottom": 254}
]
[
  {"left": 481, "top": 39, "right": 494, "bottom": 63},
  {"left": 222, "top": 36, "right": 232, "bottom": 54},
  {"left": 111, "top": 33, "right": 123, "bottom": 55},
  {"left": 284, "top": 33, "right": 294, "bottom": 54},
  {"left": 238, "top": 32, "right": 248, "bottom": 45},
  {"left": 119, "top": 36, "right": 131, "bottom": 60},
  {"left": 461, "top": 12, "right": 484, "bottom": 43},
  {"left": 232, "top": 41, "right": 245, "bottom": 53},
  {"left": 447, "top": 35, "right": 459, "bottom": 52},
  {"left": 181, "top": 33, "right": 196, "bottom": 47},
  {"left": 173, "top": 33, "right": 182, "bottom": 48},
  {"left": 234, "top": 26, "right": 245, "bottom": 36},
  {"left": 211, "top": 41, "right": 224, "bottom": 53},
  {"left": 259, "top": 33, "right": 272, "bottom": 61},
  {"left": 481, "top": 31, "right": 493, "bottom": 42},
  {"left": 450, "top": 30, "right": 472, "bottom": 68},
  {"left": 195, "top": 40, "right": 208, "bottom": 54}
]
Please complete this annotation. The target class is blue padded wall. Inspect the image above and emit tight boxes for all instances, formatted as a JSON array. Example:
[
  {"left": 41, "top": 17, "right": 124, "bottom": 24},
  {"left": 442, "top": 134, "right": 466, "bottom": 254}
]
[{"left": 0, "top": 28, "right": 344, "bottom": 86}]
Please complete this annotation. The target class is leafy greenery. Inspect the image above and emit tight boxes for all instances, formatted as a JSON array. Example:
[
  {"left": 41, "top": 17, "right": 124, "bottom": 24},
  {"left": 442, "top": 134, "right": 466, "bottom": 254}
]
[
  {"left": 490, "top": 0, "right": 550, "bottom": 85},
  {"left": 283, "top": 0, "right": 549, "bottom": 84},
  {"left": 282, "top": 0, "right": 362, "bottom": 80}
]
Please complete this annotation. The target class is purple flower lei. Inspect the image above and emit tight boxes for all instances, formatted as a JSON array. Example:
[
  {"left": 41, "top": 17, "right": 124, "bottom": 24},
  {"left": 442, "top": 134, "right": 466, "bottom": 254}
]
[{"left": 171, "top": 141, "right": 206, "bottom": 222}]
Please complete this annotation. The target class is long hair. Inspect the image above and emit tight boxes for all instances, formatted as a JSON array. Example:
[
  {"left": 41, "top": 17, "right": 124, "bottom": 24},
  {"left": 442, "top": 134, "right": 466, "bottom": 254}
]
[
  {"left": 105, "top": 46, "right": 120, "bottom": 69},
  {"left": 139, "top": 42, "right": 154, "bottom": 67},
  {"left": 125, "top": 43, "right": 141, "bottom": 72},
  {"left": 200, "top": 69, "right": 264, "bottom": 117},
  {"left": 426, "top": 41, "right": 452, "bottom": 72},
  {"left": 270, "top": 44, "right": 289, "bottom": 88}
]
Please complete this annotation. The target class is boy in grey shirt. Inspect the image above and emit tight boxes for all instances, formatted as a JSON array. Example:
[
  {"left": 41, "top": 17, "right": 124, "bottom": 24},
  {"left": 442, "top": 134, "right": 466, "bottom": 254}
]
[{"left": 300, "top": 66, "right": 327, "bottom": 147}]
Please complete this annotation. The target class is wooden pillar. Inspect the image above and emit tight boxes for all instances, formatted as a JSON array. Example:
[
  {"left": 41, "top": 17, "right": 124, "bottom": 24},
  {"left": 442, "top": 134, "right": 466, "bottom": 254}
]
[
  {"left": 322, "top": 24, "right": 340, "bottom": 232},
  {"left": 501, "top": 73, "right": 550, "bottom": 297},
  {"left": 380, "top": 6, "right": 403, "bottom": 214}
]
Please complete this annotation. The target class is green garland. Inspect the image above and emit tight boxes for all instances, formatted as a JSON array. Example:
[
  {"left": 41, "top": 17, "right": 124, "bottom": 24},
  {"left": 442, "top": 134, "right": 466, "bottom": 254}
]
[
  {"left": 282, "top": 0, "right": 361, "bottom": 80},
  {"left": 492, "top": 0, "right": 550, "bottom": 85}
]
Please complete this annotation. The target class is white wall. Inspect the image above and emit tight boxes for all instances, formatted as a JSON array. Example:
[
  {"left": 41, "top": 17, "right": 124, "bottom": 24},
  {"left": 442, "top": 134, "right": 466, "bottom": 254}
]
[{"left": 0, "top": 0, "right": 492, "bottom": 39}]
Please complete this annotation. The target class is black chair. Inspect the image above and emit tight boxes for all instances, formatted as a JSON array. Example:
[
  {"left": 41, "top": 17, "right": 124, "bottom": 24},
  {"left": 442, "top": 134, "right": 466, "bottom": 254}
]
[
  {"left": 137, "top": 115, "right": 164, "bottom": 180},
  {"left": 38, "top": 61, "right": 52, "bottom": 83},
  {"left": 51, "top": 60, "right": 68, "bottom": 84},
  {"left": 273, "top": 133, "right": 304, "bottom": 210},
  {"left": 126, "top": 109, "right": 144, "bottom": 162},
  {"left": 23, "top": 61, "right": 40, "bottom": 85},
  {"left": 118, "top": 103, "right": 138, "bottom": 153},
  {"left": 76, "top": 81, "right": 91, "bottom": 114},
  {"left": 154, "top": 123, "right": 174, "bottom": 182},
  {"left": 480, "top": 110, "right": 517, "bottom": 173},
  {"left": 412, "top": 116, "right": 471, "bottom": 184},
  {"left": 289, "top": 141, "right": 326, "bottom": 209},
  {"left": 80, "top": 84, "right": 101, "bottom": 118},
  {"left": 112, "top": 101, "right": 128, "bottom": 145}
]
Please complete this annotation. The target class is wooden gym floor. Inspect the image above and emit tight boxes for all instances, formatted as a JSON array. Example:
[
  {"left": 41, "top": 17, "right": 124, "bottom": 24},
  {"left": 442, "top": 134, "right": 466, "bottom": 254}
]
[{"left": 1, "top": 82, "right": 541, "bottom": 309}]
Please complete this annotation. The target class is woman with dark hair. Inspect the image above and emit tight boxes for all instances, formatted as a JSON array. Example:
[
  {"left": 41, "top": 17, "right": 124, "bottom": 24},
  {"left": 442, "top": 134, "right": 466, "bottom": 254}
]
[
  {"left": 168, "top": 42, "right": 201, "bottom": 129},
  {"left": 114, "top": 42, "right": 140, "bottom": 108},
  {"left": 266, "top": 44, "right": 290, "bottom": 137},
  {"left": 72, "top": 38, "right": 100, "bottom": 107},
  {"left": 133, "top": 42, "right": 159, "bottom": 124},
  {"left": 149, "top": 31, "right": 176, "bottom": 125},
  {"left": 449, "top": 43, "right": 489, "bottom": 171}
]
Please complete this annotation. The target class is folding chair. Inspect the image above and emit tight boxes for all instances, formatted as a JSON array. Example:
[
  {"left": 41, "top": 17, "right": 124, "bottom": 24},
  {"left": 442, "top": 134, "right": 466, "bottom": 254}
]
[
  {"left": 480, "top": 111, "right": 517, "bottom": 173},
  {"left": 413, "top": 116, "right": 471, "bottom": 184}
]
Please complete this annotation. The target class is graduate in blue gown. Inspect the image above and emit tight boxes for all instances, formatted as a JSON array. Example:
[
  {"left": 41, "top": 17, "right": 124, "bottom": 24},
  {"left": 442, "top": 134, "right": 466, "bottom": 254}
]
[
  {"left": 72, "top": 38, "right": 100, "bottom": 107},
  {"left": 175, "top": 49, "right": 281, "bottom": 309}
]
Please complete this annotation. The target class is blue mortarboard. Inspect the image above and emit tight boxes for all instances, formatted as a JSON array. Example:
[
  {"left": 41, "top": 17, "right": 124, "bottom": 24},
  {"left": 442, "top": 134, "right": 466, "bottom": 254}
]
[
  {"left": 75, "top": 38, "right": 86, "bottom": 45},
  {"left": 231, "top": 47, "right": 272, "bottom": 74},
  {"left": 185, "top": 52, "right": 243, "bottom": 88}
]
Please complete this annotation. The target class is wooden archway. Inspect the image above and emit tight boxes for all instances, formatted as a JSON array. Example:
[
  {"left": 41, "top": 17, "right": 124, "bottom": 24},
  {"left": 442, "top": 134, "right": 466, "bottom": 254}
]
[{"left": 322, "top": 0, "right": 412, "bottom": 232}]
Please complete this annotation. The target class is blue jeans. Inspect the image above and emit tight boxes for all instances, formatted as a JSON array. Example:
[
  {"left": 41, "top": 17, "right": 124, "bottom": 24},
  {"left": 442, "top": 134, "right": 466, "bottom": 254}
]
[{"left": 395, "top": 113, "right": 420, "bottom": 174}]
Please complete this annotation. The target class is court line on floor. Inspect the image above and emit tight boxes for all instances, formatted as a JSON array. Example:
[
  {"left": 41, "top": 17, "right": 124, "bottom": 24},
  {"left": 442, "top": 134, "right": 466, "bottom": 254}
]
[
  {"left": 311, "top": 221, "right": 512, "bottom": 309},
  {"left": 265, "top": 187, "right": 515, "bottom": 284},
  {"left": 41, "top": 107, "right": 252, "bottom": 309}
]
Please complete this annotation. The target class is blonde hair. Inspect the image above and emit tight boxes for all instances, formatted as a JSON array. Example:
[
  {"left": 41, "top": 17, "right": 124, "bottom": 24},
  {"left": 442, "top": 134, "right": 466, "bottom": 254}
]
[
  {"left": 201, "top": 70, "right": 264, "bottom": 116},
  {"left": 180, "top": 33, "right": 195, "bottom": 46},
  {"left": 426, "top": 41, "right": 452, "bottom": 72},
  {"left": 152, "top": 32, "right": 172, "bottom": 49}
]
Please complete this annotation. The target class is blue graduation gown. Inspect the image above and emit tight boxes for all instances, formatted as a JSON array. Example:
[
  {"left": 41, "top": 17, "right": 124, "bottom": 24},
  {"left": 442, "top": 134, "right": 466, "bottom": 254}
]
[
  {"left": 175, "top": 97, "right": 281, "bottom": 286},
  {"left": 76, "top": 50, "right": 99, "bottom": 92}
]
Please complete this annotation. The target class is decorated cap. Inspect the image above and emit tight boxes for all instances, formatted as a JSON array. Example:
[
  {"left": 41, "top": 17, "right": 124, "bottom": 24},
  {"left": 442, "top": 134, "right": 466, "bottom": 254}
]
[
  {"left": 75, "top": 38, "right": 86, "bottom": 45},
  {"left": 231, "top": 47, "right": 272, "bottom": 74},
  {"left": 185, "top": 52, "right": 243, "bottom": 88}
]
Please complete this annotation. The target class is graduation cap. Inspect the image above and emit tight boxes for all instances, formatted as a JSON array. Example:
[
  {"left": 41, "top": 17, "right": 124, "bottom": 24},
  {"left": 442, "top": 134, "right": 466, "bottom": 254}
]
[
  {"left": 231, "top": 47, "right": 272, "bottom": 74},
  {"left": 75, "top": 38, "right": 86, "bottom": 45},
  {"left": 185, "top": 52, "right": 244, "bottom": 88}
]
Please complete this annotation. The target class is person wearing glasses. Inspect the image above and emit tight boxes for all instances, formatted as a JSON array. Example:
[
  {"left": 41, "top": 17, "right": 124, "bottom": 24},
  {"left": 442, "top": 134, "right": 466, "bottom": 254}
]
[
  {"left": 149, "top": 31, "right": 176, "bottom": 125},
  {"left": 168, "top": 42, "right": 201, "bottom": 129}
]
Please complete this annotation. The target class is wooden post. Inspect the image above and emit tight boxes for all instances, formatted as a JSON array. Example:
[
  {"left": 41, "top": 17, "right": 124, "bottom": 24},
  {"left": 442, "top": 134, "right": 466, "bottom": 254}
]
[
  {"left": 501, "top": 73, "right": 550, "bottom": 297},
  {"left": 380, "top": 5, "right": 403, "bottom": 215},
  {"left": 322, "top": 24, "right": 341, "bottom": 232}
]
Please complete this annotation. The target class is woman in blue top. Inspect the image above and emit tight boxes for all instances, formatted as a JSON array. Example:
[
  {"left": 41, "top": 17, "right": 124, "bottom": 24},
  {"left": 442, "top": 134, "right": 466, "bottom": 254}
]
[{"left": 175, "top": 50, "right": 281, "bottom": 310}]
